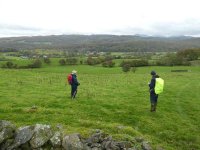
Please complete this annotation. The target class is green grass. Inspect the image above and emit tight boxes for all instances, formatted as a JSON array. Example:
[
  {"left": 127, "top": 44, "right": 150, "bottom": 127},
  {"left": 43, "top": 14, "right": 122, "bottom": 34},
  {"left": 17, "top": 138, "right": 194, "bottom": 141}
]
[{"left": 0, "top": 65, "right": 200, "bottom": 150}]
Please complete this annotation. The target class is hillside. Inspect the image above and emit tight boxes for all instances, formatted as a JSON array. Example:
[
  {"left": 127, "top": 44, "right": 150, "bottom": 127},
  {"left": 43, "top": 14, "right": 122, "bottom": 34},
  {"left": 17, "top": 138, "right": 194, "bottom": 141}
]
[{"left": 1, "top": 34, "right": 200, "bottom": 52}]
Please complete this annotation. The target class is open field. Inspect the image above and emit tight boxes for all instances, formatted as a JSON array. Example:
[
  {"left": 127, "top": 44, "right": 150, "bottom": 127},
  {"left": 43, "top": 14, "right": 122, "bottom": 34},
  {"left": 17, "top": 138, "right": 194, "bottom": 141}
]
[{"left": 0, "top": 65, "right": 200, "bottom": 149}]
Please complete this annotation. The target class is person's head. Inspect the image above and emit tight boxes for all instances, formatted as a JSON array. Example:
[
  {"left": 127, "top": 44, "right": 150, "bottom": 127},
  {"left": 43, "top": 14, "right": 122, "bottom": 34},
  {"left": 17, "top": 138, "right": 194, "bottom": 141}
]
[
  {"left": 71, "top": 70, "right": 77, "bottom": 75},
  {"left": 150, "top": 70, "right": 156, "bottom": 76}
]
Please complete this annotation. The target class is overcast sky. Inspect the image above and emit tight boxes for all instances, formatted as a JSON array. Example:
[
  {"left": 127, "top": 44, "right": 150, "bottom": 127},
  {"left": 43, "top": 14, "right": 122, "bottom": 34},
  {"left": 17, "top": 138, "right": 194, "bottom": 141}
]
[{"left": 0, "top": 0, "right": 200, "bottom": 37}]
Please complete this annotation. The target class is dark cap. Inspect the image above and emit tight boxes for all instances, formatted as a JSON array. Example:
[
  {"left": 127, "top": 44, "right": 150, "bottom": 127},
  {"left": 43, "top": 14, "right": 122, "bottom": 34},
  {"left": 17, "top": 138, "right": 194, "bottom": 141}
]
[{"left": 150, "top": 71, "right": 156, "bottom": 75}]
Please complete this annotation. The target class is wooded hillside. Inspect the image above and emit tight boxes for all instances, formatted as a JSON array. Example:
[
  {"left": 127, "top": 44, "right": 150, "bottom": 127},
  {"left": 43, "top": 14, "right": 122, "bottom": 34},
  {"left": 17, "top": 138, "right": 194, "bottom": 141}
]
[{"left": 1, "top": 34, "right": 200, "bottom": 52}]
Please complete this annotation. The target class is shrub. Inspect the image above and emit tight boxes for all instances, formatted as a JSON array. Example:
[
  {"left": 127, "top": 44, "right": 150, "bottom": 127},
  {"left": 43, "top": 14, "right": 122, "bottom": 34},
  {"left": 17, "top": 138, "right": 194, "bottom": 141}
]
[
  {"left": 131, "top": 59, "right": 148, "bottom": 67},
  {"left": 6, "top": 61, "right": 14, "bottom": 68},
  {"left": 80, "top": 60, "right": 83, "bottom": 65},
  {"left": 44, "top": 58, "right": 51, "bottom": 64},
  {"left": 177, "top": 49, "right": 200, "bottom": 61},
  {"left": 120, "top": 59, "right": 148, "bottom": 67},
  {"left": 28, "top": 59, "right": 42, "bottom": 68},
  {"left": 86, "top": 57, "right": 101, "bottom": 65},
  {"left": 122, "top": 64, "right": 131, "bottom": 72},
  {"left": 59, "top": 59, "right": 66, "bottom": 65},
  {"left": 156, "top": 53, "right": 191, "bottom": 66},
  {"left": 131, "top": 67, "right": 137, "bottom": 73},
  {"left": 1, "top": 61, "right": 18, "bottom": 69},
  {"left": 102, "top": 60, "right": 115, "bottom": 67},
  {"left": 65, "top": 58, "right": 78, "bottom": 65}
]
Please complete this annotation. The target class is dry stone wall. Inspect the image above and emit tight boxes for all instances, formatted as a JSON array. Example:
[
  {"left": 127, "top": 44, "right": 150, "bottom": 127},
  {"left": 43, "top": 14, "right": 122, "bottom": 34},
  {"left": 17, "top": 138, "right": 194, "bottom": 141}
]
[{"left": 0, "top": 120, "right": 154, "bottom": 150}]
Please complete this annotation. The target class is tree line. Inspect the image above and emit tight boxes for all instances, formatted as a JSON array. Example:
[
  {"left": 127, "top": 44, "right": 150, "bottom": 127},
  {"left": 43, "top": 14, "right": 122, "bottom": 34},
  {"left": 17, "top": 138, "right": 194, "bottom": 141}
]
[{"left": 1, "top": 48, "right": 200, "bottom": 70}]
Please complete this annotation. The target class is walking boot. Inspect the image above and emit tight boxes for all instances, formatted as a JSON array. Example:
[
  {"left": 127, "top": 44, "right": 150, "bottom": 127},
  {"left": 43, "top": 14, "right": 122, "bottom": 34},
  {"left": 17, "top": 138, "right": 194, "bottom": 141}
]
[{"left": 150, "top": 104, "right": 154, "bottom": 112}]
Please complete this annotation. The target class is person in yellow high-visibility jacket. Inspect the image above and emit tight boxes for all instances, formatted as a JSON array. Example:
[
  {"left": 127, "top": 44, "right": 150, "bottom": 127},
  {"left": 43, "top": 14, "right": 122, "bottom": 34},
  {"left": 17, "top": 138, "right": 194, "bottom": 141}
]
[{"left": 148, "top": 71, "right": 159, "bottom": 112}]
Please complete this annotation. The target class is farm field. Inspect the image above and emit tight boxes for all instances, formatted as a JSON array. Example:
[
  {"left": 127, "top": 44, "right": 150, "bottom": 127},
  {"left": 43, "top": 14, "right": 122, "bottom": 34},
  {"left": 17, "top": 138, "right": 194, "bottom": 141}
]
[{"left": 0, "top": 65, "right": 200, "bottom": 150}]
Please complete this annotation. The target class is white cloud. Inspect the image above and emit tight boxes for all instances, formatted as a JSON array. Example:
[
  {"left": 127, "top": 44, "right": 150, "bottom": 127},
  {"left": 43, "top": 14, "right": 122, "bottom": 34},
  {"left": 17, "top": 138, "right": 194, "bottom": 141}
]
[{"left": 0, "top": 0, "right": 200, "bottom": 37}]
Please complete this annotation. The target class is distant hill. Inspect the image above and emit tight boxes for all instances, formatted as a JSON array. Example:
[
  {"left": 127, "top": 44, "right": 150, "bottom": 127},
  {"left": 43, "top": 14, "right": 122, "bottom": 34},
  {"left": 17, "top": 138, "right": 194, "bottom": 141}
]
[{"left": 0, "top": 34, "right": 200, "bottom": 52}]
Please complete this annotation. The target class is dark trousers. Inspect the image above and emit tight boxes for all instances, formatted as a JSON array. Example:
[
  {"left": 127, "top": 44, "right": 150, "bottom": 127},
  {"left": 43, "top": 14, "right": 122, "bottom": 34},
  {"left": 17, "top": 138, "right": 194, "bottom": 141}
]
[
  {"left": 71, "top": 86, "right": 77, "bottom": 99},
  {"left": 150, "top": 92, "right": 158, "bottom": 104},
  {"left": 150, "top": 92, "right": 158, "bottom": 112}
]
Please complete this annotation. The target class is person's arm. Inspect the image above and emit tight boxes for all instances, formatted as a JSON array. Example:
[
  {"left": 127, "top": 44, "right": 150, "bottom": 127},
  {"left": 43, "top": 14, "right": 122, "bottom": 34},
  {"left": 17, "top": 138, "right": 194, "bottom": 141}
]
[
  {"left": 149, "top": 78, "right": 155, "bottom": 91},
  {"left": 76, "top": 78, "right": 80, "bottom": 86},
  {"left": 73, "top": 76, "right": 80, "bottom": 86}
]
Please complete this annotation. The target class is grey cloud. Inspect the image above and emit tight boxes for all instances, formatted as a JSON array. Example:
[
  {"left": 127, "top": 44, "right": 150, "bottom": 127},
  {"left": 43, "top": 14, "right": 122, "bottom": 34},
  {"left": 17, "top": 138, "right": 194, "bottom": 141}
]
[
  {"left": 105, "top": 27, "right": 145, "bottom": 35},
  {"left": 1, "top": 19, "right": 200, "bottom": 37},
  {"left": 0, "top": 24, "right": 74, "bottom": 37},
  {"left": 106, "top": 19, "right": 200, "bottom": 37},
  {"left": 0, "top": 24, "right": 42, "bottom": 31},
  {"left": 149, "top": 20, "right": 200, "bottom": 36},
  {"left": 0, "top": 24, "right": 45, "bottom": 37}
]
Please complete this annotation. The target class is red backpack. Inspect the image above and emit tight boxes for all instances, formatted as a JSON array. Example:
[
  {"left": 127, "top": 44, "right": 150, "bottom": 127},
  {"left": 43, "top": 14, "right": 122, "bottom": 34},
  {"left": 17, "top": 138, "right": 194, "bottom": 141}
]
[{"left": 67, "top": 74, "right": 73, "bottom": 84}]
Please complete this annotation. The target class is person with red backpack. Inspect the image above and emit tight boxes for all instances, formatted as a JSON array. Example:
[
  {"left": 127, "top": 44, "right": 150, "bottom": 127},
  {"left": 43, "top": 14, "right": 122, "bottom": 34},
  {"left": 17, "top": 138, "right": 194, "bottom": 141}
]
[{"left": 68, "top": 70, "right": 80, "bottom": 99}]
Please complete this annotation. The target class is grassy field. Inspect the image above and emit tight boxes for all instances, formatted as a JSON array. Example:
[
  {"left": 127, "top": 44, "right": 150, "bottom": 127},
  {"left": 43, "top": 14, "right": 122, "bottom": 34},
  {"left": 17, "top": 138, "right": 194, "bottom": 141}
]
[{"left": 0, "top": 65, "right": 200, "bottom": 149}]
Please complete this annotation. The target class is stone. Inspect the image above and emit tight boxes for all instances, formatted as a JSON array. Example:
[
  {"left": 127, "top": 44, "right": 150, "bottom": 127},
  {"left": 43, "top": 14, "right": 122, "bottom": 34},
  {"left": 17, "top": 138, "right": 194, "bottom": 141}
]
[
  {"left": 15, "top": 126, "right": 35, "bottom": 145},
  {"left": 0, "top": 120, "right": 16, "bottom": 145},
  {"left": 156, "top": 146, "right": 165, "bottom": 150},
  {"left": 0, "top": 139, "right": 14, "bottom": 150},
  {"left": 135, "top": 137, "right": 144, "bottom": 143},
  {"left": 141, "top": 141, "right": 152, "bottom": 150},
  {"left": 86, "top": 132, "right": 103, "bottom": 145},
  {"left": 62, "top": 133, "right": 84, "bottom": 150},
  {"left": 0, "top": 120, "right": 16, "bottom": 131},
  {"left": 117, "top": 141, "right": 132, "bottom": 149},
  {"left": 50, "top": 131, "right": 62, "bottom": 148},
  {"left": 30, "top": 124, "right": 53, "bottom": 149},
  {"left": 91, "top": 147, "right": 101, "bottom": 150},
  {"left": 7, "top": 126, "right": 35, "bottom": 149},
  {"left": 0, "top": 128, "right": 15, "bottom": 145},
  {"left": 20, "top": 142, "right": 32, "bottom": 150}
]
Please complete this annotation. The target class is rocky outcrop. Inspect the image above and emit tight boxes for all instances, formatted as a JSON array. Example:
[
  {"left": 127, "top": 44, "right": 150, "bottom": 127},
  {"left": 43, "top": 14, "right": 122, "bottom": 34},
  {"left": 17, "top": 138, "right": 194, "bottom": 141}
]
[{"left": 0, "top": 120, "right": 156, "bottom": 150}]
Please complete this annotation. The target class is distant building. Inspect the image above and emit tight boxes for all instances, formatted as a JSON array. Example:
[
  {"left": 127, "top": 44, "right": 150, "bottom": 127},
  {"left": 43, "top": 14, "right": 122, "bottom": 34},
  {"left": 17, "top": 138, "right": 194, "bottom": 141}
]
[{"left": 20, "top": 56, "right": 28, "bottom": 59}]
